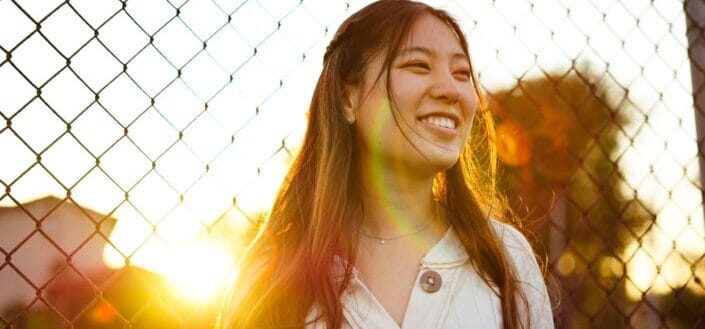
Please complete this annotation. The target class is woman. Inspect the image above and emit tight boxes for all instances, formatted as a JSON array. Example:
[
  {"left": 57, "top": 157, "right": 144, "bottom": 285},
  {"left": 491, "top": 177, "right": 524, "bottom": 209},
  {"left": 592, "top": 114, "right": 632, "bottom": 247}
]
[{"left": 219, "top": 0, "right": 553, "bottom": 328}]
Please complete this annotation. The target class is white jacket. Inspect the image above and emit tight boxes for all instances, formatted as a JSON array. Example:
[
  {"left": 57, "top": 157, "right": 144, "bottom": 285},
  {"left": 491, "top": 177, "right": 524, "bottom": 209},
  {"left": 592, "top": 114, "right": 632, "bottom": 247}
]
[{"left": 307, "top": 221, "right": 554, "bottom": 329}]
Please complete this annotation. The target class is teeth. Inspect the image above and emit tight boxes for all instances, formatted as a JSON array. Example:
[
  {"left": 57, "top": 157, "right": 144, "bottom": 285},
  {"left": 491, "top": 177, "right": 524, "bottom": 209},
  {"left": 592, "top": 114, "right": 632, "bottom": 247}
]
[{"left": 421, "top": 116, "right": 456, "bottom": 129}]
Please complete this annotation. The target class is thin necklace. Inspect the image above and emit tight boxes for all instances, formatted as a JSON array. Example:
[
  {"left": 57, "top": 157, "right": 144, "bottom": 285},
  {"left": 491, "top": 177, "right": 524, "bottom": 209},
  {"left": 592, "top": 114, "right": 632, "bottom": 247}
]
[{"left": 358, "top": 203, "right": 439, "bottom": 245}]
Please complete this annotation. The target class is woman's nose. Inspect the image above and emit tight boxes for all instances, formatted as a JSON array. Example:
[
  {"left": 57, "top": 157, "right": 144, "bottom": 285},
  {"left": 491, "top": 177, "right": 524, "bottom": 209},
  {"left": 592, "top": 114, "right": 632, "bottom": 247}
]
[{"left": 429, "top": 72, "right": 460, "bottom": 103}]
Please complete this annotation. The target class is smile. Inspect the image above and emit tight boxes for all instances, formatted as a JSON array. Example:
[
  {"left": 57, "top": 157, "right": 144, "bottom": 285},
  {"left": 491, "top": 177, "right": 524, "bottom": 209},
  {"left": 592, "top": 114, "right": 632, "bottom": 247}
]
[{"left": 419, "top": 115, "right": 457, "bottom": 129}]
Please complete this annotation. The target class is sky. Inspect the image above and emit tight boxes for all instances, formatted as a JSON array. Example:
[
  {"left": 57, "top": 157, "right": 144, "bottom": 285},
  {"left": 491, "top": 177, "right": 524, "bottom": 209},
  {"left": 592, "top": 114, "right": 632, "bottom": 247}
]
[{"left": 0, "top": 0, "right": 702, "bottom": 302}]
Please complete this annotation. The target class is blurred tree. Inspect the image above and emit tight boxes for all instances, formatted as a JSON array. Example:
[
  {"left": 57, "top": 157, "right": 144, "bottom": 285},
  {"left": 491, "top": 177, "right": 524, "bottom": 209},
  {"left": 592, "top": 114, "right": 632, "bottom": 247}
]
[{"left": 488, "top": 66, "right": 654, "bottom": 328}]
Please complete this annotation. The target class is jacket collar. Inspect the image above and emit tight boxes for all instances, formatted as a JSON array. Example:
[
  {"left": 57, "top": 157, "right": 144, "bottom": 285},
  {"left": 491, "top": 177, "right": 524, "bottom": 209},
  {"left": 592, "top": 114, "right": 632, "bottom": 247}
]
[
  {"left": 334, "top": 227, "right": 469, "bottom": 280},
  {"left": 420, "top": 227, "right": 469, "bottom": 268}
]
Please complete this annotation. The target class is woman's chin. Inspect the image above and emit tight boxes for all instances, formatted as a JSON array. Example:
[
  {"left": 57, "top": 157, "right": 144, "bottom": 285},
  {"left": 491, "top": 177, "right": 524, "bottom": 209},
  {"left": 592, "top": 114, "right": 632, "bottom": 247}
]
[
  {"left": 416, "top": 152, "right": 461, "bottom": 175},
  {"left": 427, "top": 147, "right": 462, "bottom": 168},
  {"left": 431, "top": 158, "right": 460, "bottom": 173}
]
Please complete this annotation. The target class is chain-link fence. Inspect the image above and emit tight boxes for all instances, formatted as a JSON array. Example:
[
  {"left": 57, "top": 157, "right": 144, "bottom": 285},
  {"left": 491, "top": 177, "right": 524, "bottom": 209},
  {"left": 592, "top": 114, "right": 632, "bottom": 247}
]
[{"left": 0, "top": 0, "right": 703, "bottom": 328}]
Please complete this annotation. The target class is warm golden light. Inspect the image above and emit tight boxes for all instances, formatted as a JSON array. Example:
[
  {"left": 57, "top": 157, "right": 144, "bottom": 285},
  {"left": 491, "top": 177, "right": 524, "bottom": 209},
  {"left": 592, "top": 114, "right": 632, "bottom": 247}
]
[
  {"left": 102, "top": 205, "right": 239, "bottom": 304},
  {"left": 557, "top": 252, "right": 576, "bottom": 276},
  {"left": 165, "top": 243, "right": 237, "bottom": 304},
  {"left": 104, "top": 235, "right": 237, "bottom": 304},
  {"left": 496, "top": 120, "right": 530, "bottom": 166}
]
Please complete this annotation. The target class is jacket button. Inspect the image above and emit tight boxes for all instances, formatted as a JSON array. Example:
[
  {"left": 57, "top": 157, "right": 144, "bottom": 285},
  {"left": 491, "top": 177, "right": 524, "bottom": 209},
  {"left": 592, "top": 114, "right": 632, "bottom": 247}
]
[{"left": 419, "top": 270, "right": 442, "bottom": 293}]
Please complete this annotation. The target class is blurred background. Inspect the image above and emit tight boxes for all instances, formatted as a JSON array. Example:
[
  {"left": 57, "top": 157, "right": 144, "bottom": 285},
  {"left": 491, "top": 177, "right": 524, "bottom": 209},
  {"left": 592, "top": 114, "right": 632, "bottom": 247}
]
[{"left": 0, "top": 0, "right": 704, "bottom": 328}]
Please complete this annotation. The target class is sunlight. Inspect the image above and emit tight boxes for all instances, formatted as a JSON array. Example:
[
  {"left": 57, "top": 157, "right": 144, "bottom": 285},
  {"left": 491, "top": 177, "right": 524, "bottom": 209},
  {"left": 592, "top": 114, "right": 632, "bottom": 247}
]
[
  {"left": 103, "top": 231, "right": 238, "bottom": 304},
  {"left": 165, "top": 243, "right": 237, "bottom": 303}
]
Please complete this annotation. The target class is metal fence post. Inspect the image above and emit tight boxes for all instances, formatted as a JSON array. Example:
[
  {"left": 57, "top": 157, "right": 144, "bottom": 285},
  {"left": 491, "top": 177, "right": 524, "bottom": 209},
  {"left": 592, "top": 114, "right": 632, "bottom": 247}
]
[{"left": 685, "top": 0, "right": 705, "bottom": 232}]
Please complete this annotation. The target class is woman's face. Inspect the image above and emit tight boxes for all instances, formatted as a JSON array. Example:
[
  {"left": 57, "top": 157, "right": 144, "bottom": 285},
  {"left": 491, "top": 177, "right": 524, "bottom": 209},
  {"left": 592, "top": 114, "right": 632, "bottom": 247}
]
[{"left": 347, "top": 12, "right": 478, "bottom": 176}]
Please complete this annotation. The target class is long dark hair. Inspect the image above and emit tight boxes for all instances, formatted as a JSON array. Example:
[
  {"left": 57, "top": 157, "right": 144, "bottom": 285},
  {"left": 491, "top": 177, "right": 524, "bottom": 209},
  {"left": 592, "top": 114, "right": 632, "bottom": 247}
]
[{"left": 220, "top": 1, "right": 530, "bottom": 328}]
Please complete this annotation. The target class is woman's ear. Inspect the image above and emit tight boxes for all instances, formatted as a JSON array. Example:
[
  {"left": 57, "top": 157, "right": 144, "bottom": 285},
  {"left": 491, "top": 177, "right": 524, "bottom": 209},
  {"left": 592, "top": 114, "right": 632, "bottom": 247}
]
[{"left": 342, "top": 85, "right": 357, "bottom": 124}]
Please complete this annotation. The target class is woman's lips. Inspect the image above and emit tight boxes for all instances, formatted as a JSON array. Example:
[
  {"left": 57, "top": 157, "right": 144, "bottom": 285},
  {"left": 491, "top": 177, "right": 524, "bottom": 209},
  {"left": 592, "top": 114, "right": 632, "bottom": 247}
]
[{"left": 417, "top": 117, "right": 458, "bottom": 139}]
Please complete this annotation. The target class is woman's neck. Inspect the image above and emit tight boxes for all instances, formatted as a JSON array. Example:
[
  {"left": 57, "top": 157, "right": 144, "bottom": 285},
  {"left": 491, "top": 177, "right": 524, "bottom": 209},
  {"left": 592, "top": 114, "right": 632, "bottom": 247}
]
[{"left": 358, "top": 159, "right": 439, "bottom": 237}]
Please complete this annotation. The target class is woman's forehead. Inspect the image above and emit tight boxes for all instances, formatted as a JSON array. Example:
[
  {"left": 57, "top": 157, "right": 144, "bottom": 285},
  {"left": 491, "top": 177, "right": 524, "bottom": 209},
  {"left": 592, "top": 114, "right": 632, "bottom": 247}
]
[{"left": 397, "top": 13, "right": 467, "bottom": 59}]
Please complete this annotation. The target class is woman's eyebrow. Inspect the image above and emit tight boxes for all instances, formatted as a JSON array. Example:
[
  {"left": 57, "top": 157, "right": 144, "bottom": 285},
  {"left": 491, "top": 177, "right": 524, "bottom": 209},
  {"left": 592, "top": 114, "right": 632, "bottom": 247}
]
[{"left": 397, "top": 46, "right": 468, "bottom": 63}]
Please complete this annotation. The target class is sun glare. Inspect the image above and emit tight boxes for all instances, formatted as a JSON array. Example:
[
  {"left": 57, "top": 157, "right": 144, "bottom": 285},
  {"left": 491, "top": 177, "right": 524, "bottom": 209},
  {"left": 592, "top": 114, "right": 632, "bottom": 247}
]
[
  {"left": 165, "top": 243, "right": 237, "bottom": 303},
  {"left": 103, "top": 223, "right": 238, "bottom": 304}
]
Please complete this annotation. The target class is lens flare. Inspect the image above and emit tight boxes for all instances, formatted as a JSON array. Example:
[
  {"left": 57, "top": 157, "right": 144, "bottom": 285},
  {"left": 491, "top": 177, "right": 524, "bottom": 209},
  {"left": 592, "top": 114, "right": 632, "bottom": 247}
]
[{"left": 165, "top": 243, "right": 237, "bottom": 303}]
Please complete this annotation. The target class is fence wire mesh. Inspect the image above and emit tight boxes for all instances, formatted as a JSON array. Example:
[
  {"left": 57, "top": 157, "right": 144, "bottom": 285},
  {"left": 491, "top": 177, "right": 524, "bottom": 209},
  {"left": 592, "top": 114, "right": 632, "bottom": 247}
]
[{"left": 0, "top": 0, "right": 703, "bottom": 328}]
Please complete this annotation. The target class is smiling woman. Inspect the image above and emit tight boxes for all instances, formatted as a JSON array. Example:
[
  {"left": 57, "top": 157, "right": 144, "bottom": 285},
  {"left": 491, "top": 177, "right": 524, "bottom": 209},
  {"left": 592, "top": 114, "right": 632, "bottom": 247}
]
[
  {"left": 345, "top": 13, "right": 478, "bottom": 177},
  {"left": 217, "top": 1, "right": 553, "bottom": 328}
]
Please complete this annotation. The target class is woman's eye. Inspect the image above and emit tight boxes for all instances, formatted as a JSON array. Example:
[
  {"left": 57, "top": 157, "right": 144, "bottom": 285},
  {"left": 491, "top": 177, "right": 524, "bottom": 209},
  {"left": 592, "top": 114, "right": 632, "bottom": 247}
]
[
  {"left": 405, "top": 62, "right": 430, "bottom": 70},
  {"left": 454, "top": 69, "right": 471, "bottom": 81}
]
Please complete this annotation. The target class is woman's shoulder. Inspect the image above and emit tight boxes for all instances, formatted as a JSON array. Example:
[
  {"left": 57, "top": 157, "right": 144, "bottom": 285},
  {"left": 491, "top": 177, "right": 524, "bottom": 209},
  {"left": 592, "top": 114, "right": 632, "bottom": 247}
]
[
  {"left": 487, "top": 219, "right": 555, "bottom": 327},
  {"left": 486, "top": 219, "right": 542, "bottom": 276},
  {"left": 488, "top": 219, "right": 534, "bottom": 252}
]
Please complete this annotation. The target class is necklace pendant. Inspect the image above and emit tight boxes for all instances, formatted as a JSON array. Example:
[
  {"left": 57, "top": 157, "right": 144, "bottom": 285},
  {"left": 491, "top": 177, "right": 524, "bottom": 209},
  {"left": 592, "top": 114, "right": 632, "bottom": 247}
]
[{"left": 380, "top": 239, "right": 385, "bottom": 245}]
